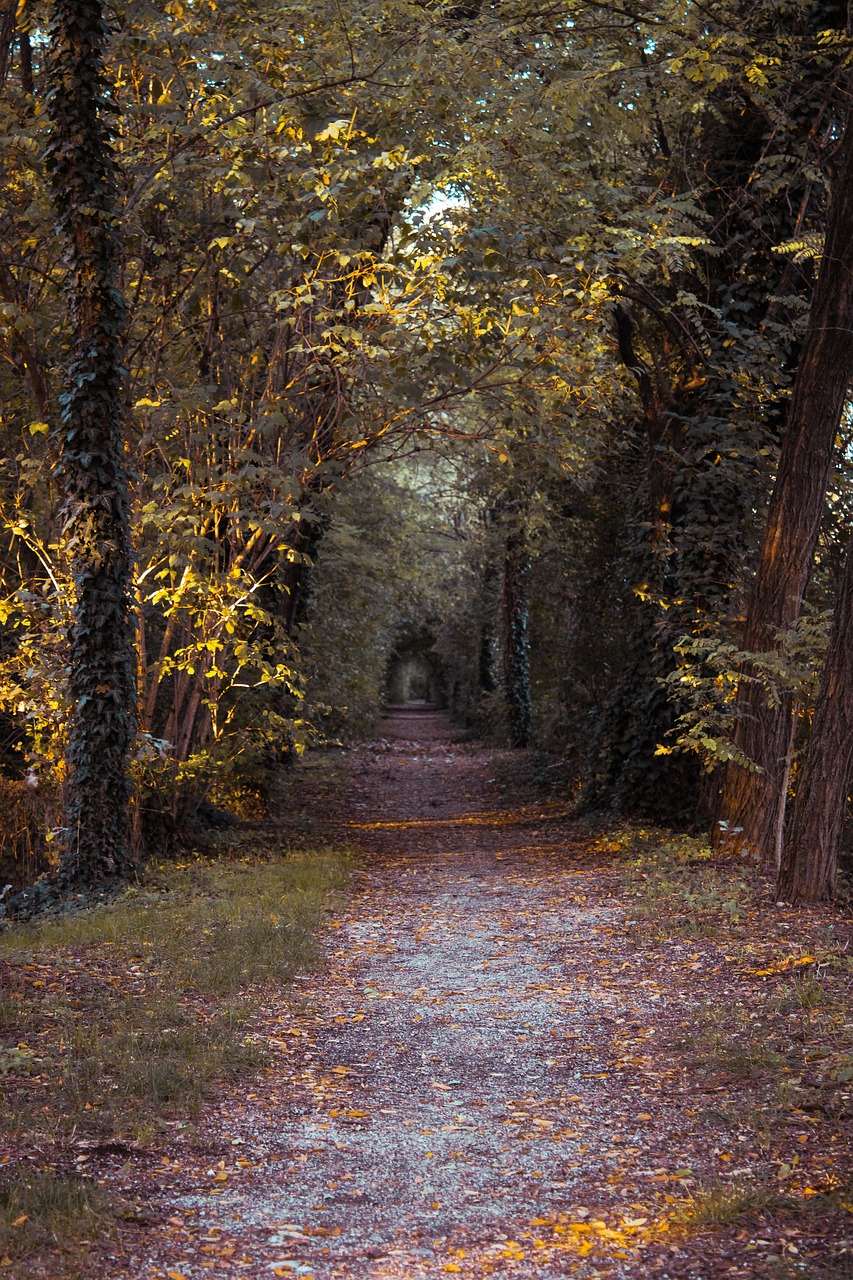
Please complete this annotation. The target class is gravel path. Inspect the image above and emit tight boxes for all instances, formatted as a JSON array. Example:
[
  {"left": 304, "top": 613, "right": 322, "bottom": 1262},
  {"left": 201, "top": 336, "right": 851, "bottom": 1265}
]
[
  {"left": 119, "top": 710, "right": 685, "bottom": 1279},
  {"left": 98, "top": 708, "right": 846, "bottom": 1280}
]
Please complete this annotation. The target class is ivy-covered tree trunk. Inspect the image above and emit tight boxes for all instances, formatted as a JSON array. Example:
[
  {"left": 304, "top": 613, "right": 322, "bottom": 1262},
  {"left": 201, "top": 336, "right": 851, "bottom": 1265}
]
[
  {"left": 46, "top": 0, "right": 137, "bottom": 886},
  {"left": 503, "top": 529, "right": 531, "bottom": 748},
  {"left": 778, "top": 534, "right": 853, "bottom": 901},
  {"left": 715, "top": 64, "right": 853, "bottom": 866}
]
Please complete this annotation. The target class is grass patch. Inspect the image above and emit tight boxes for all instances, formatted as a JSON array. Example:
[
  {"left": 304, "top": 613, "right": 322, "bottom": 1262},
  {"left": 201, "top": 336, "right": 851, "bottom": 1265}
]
[
  {"left": 0, "top": 846, "right": 350, "bottom": 1260},
  {"left": 4, "top": 850, "right": 347, "bottom": 994},
  {"left": 620, "top": 832, "right": 753, "bottom": 937},
  {"left": 0, "top": 1170, "right": 118, "bottom": 1259},
  {"left": 56, "top": 997, "right": 263, "bottom": 1131},
  {"left": 674, "top": 1174, "right": 853, "bottom": 1277},
  {"left": 676, "top": 1176, "right": 791, "bottom": 1227},
  {"left": 677, "top": 1004, "right": 787, "bottom": 1082}
]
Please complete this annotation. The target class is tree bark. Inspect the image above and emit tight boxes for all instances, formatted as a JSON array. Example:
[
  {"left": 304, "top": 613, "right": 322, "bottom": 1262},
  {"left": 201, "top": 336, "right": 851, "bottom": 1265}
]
[
  {"left": 478, "top": 560, "right": 497, "bottom": 695},
  {"left": 778, "top": 537, "right": 853, "bottom": 901},
  {"left": 0, "top": 3, "right": 15, "bottom": 90},
  {"left": 715, "top": 51, "right": 853, "bottom": 865},
  {"left": 19, "top": 24, "right": 33, "bottom": 97},
  {"left": 503, "top": 529, "right": 532, "bottom": 749},
  {"left": 46, "top": 0, "right": 137, "bottom": 886}
]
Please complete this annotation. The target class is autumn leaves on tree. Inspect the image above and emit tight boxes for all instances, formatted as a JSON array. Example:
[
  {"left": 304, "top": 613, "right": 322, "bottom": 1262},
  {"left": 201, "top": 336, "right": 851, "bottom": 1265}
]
[{"left": 2, "top": 0, "right": 853, "bottom": 906}]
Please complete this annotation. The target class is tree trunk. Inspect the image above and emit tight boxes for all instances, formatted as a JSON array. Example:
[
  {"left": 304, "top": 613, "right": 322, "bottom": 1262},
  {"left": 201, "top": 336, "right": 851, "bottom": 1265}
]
[
  {"left": 0, "top": 3, "right": 15, "bottom": 89},
  {"left": 19, "top": 24, "right": 33, "bottom": 97},
  {"left": 715, "top": 51, "right": 853, "bottom": 865},
  {"left": 46, "top": 0, "right": 137, "bottom": 886},
  {"left": 478, "top": 560, "right": 497, "bottom": 695},
  {"left": 778, "top": 539, "right": 853, "bottom": 902},
  {"left": 503, "top": 529, "right": 531, "bottom": 749}
]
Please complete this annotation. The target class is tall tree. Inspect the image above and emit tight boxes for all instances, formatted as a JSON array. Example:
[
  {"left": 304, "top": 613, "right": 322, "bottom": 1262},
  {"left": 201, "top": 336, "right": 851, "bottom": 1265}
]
[
  {"left": 778, "top": 530, "right": 853, "bottom": 901},
  {"left": 714, "top": 27, "right": 853, "bottom": 866},
  {"left": 46, "top": 0, "right": 136, "bottom": 886}
]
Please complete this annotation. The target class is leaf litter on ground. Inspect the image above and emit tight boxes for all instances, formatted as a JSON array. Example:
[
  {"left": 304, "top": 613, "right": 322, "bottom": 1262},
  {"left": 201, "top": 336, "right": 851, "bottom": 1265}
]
[{"left": 2, "top": 711, "right": 852, "bottom": 1278}]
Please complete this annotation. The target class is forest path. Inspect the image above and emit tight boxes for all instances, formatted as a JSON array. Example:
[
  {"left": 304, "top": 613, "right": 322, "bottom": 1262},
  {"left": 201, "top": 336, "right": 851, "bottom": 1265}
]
[{"left": 104, "top": 711, "right": 837, "bottom": 1280}]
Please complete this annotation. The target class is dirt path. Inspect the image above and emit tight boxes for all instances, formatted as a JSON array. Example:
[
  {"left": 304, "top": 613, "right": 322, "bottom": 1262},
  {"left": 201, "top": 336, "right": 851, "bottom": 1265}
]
[{"left": 94, "top": 711, "right": 849, "bottom": 1280}]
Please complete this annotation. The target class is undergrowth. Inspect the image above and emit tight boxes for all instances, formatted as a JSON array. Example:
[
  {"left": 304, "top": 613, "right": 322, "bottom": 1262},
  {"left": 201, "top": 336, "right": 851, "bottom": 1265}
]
[
  {"left": 676, "top": 1175, "right": 795, "bottom": 1227},
  {"left": 0, "top": 1170, "right": 117, "bottom": 1260},
  {"left": 676, "top": 1002, "right": 788, "bottom": 1082},
  {"left": 618, "top": 831, "right": 754, "bottom": 936},
  {"left": 675, "top": 1175, "right": 853, "bottom": 1277},
  {"left": 611, "top": 826, "right": 853, "bottom": 1273},
  {"left": 0, "top": 847, "right": 350, "bottom": 1263}
]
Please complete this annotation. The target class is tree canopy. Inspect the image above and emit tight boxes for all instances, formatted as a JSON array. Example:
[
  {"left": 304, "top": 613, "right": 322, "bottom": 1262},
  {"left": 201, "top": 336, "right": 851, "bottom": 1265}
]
[{"left": 2, "top": 0, "right": 853, "bottom": 906}]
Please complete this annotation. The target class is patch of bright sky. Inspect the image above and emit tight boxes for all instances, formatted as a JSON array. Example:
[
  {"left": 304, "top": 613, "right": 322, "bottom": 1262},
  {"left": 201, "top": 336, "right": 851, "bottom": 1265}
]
[{"left": 421, "top": 187, "right": 467, "bottom": 221}]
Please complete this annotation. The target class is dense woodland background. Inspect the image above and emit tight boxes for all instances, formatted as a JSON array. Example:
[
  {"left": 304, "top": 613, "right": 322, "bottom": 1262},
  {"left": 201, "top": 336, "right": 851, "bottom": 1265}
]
[{"left": 2, "top": 0, "right": 853, "bottom": 908}]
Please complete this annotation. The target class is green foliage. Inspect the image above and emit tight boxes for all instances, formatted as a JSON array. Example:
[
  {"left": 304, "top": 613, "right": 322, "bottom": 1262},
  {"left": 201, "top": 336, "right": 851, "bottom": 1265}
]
[
  {"left": 622, "top": 832, "right": 753, "bottom": 936},
  {"left": 301, "top": 456, "right": 476, "bottom": 736},
  {"left": 2, "top": 0, "right": 853, "bottom": 866},
  {"left": 658, "top": 608, "right": 833, "bottom": 774}
]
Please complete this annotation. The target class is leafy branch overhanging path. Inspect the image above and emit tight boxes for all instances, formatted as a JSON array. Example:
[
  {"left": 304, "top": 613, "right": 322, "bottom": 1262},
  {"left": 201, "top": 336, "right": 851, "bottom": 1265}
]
[{"left": 101, "top": 710, "right": 849, "bottom": 1279}]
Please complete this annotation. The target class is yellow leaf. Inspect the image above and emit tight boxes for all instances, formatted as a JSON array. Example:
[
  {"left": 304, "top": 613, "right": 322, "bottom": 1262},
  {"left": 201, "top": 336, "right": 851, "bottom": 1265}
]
[
  {"left": 215, "top": 1170, "right": 228, "bottom": 1182},
  {"left": 167, "top": 1272, "right": 187, "bottom": 1280},
  {"left": 597, "top": 1227, "right": 625, "bottom": 1241},
  {"left": 11, "top": 1215, "right": 27, "bottom": 1227},
  {"left": 27, "top": 422, "right": 49, "bottom": 436},
  {"left": 444, "top": 1267, "right": 462, "bottom": 1274}
]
